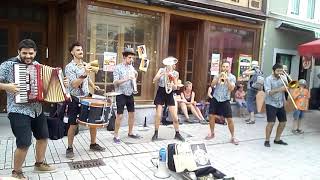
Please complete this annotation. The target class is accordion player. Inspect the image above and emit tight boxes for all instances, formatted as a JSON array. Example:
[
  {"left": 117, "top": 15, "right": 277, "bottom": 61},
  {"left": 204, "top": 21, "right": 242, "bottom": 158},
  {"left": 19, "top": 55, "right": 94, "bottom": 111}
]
[{"left": 14, "top": 63, "right": 70, "bottom": 103}]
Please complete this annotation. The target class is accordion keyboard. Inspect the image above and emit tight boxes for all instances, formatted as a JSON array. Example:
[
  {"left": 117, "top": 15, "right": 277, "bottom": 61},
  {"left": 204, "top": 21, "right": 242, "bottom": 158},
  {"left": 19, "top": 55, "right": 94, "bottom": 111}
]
[{"left": 14, "top": 64, "right": 29, "bottom": 103}]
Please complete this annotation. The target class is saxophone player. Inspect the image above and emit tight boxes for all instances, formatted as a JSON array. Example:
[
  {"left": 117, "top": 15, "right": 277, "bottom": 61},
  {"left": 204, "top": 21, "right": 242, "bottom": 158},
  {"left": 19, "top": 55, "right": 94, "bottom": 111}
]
[{"left": 206, "top": 61, "right": 239, "bottom": 145}]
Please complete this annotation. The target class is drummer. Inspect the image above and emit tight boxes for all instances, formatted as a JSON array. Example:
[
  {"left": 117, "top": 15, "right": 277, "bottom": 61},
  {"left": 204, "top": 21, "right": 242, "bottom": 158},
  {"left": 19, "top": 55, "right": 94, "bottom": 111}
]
[
  {"left": 64, "top": 41, "right": 106, "bottom": 159},
  {"left": 112, "top": 48, "right": 141, "bottom": 143}
]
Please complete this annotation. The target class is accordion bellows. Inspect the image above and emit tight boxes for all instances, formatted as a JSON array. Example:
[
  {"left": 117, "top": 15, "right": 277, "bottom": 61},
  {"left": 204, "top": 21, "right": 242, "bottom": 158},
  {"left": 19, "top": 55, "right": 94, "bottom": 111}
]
[{"left": 14, "top": 63, "right": 69, "bottom": 103}]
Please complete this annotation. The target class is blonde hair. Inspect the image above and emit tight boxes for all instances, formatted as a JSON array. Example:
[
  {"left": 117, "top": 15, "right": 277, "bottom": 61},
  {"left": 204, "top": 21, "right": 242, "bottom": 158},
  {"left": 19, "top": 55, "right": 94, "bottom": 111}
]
[{"left": 184, "top": 81, "right": 192, "bottom": 87}]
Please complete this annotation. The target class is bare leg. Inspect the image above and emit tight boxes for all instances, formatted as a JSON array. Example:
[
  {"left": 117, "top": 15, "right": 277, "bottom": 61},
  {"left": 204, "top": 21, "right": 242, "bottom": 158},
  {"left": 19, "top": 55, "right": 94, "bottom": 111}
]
[
  {"left": 207, "top": 114, "right": 216, "bottom": 137},
  {"left": 35, "top": 139, "right": 48, "bottom": 163},
  {"left": 188, "top": 105, "right": 201, "bottom": 120},
  {"left": 154, "top": 105, "right": 163, "bottom": 130},
  {"left": 226, "top": 118, "right": 235, "bottom": 138},
  {"left": 297, "top": 119, "right": 302, "bottom": 130},
  {"left": 265, "top": 122, "right": 275, "bottom": 141},
  {"left": 194, "top": 106, "right": 205, "bottom": 120},
  {"left": 275, "top": 122, "right": 286, "bottom": 141},
  {"left": 292, "top": 119, "right": 298, "bottom": 130},
  {"left": 67, "top": 124, "right": 77, "bottom": 148},
  {"left": 179, "top": 103, "right": 190, "bottom": 120},
  {"left": 128, "top": 112, "right": 135, "bottom": 135},
  {"left": 13, "top": 147, "right": 28, "bottom": 172},
  {"left": 168, "top": 106, "right": 179, "bottom": 131},
  {"left": 89, "top": 127, "right": 97, "bottom": 144},
  {"left": 114, "top": 114, "right": 123, "bottom": 138}
]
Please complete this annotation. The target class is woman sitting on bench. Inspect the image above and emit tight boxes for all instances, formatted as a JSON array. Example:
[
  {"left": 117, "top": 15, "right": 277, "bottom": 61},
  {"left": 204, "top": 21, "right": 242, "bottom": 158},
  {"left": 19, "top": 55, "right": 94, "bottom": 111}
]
[{"left": 179, "top": 81, "right": 206, "bottom": 124}]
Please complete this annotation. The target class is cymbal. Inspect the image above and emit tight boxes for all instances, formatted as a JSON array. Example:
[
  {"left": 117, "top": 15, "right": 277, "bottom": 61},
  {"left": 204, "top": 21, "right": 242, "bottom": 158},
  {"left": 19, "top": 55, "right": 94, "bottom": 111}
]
[{"left": 104, "top": 92, "right": 121, "bottom": 96}]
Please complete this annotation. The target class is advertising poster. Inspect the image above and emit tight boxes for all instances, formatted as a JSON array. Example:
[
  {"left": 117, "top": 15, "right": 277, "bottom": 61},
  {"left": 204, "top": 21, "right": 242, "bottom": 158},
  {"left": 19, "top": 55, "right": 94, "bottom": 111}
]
[
  {"left": 103, "top": 52, "right": 117, "bottom": 72},
  {"left": 238, "top": 54, "right": 252, "bottom": 81},
  {"left": 137, "top": 45, "right": 147, "bottom": 59},
  {"left": 210, "top": 53, "right": 220, "bottom": 76}
]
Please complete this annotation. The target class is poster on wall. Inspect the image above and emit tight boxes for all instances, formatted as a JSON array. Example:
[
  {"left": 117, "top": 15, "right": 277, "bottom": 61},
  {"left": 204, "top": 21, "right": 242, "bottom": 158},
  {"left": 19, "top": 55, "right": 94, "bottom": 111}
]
[
  {"left": 137, "top": 45, "right": 147, "bottom": 59},
  {"left": 226, "top": 57, "right": 233, "bottom": 73},
  {"left": 103, "top": 52, "right": 117, "bottom": 72},
  {"left": 210, "top": 53, "right": 220, "bottom": 76},
  {"left": 237, "top": 54, "right": 252, "bottom": 81},
  {"left": 139, "top": 58, "right": 149, "bottom": 72}
]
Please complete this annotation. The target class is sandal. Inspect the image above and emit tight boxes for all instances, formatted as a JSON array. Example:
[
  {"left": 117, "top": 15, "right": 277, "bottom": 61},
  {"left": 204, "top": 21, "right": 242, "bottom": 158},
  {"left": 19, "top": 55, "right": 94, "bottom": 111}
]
[
  {"left": 205, "top": 133, "right": 215, "bottom": 140},
  {"left": 231, "top": 138, "right": 239, "bottom": 145}
]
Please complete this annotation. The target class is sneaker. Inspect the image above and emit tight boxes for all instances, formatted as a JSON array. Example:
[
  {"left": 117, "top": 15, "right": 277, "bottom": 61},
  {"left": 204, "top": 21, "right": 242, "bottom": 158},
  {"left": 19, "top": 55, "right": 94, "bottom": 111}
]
[
  {"left": 174, "top": 133, "right": 185, "bottom": 142},
  {"left": 297, "top": 129, "right": 304, "bottom": 134},
  {"left": 113, "top": 137, "right": 121, "bottom": 144},
  {"left": 199, "top": 120, "right": 208, "bottom": 125},
  {"left": 128, "top": 133, "right": 141, "bottom": 139},
  {"left": 66, "top": 147, "right": 75, "bottom": 159},
  {"left": 90, "top": 143, "right": 106, "bottom": 151},
  {"left": 274, "top": 140, "right": 288, "bottom": 145},
  {"left": 34, "top": 162, "right": 56, "bottom": 173},
  {"left": 12, "top": 170, "right": 28, "bottom": 180},
  {"left": 185, "top": 119, "right": 195, "bottom": 124},
  {"left": 264, "top": 141, "right": 270, "bottom": 147},
  {"left": 246, "top": 120, "right": 255, "bottom": 124},
  {"left": 245, "top": 118, "right": 251, "bottom": 123},
  {"left": 151, "top": 133, "right": 158, "bottom": 141},
  {"left": 292, "top": 129, "right": 299, "bottom": 134},
  {"left": 230, "top": 138, "right": 239, "bottom": 145}
]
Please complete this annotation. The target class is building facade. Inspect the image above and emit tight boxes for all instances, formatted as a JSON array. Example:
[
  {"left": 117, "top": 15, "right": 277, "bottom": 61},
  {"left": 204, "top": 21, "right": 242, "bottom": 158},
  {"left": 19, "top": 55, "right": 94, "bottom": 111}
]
[
  {"left": 261, "top": 0, "right": 320, "bottom": 108},
  {"left": 0, "top": 0, "right": 266, "bottom": 112}
]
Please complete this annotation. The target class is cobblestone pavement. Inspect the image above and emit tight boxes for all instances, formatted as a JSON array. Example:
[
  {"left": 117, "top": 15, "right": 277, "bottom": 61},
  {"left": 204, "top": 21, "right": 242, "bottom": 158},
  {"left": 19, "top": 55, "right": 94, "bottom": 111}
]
[{"left": 0, "top": 110, "right": 320, "bottom": 180}]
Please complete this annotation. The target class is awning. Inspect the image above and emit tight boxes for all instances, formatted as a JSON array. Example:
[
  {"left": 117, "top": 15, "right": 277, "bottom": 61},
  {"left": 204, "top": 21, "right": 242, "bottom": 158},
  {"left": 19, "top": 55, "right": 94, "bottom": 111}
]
[
  {"left": 298, "top": 39, "right": 320, "bottom": 57},
  {"left": 275, "top": 20, "right": 320, "bottom": 38}
]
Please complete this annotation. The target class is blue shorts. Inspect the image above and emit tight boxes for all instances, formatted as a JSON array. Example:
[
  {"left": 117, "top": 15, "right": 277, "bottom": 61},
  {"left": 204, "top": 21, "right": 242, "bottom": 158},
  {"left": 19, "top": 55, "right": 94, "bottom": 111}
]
[
  {"left": 236, "top": 100, "right": 247, "bottom": 108},
  {"left": 293, "top": 110, "right": 304, "bottom": 120}
]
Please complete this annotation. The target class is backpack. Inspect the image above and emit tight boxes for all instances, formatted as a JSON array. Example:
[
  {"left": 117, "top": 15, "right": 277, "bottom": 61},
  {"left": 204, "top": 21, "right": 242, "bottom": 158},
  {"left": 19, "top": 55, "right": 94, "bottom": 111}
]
[{"left": 249, "top": 69, "right": 264, "bottom": 91}]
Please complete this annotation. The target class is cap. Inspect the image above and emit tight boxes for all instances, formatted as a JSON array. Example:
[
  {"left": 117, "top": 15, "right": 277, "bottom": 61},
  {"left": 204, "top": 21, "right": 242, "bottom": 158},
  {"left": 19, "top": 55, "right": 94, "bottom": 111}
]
[
  {"left": 122, "top": 48, "right": 136, "bottom": 56},
  {"left": 298, "top": 79, "right": 307, "bottom": 86},
  {"left": 251, "top": 61, "right": 259, "bottom": 67}
]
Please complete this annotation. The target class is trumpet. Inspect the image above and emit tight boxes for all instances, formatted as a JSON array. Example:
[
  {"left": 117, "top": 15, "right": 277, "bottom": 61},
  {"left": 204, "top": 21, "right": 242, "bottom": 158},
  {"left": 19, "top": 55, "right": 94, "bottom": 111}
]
[
  {"left": 84, "top": 60, "right": 99, "bottom": 73},
  {"left": 219, "top": 72, "right": 227, "bottom": 84},
  {"left": 279, "top": 71, "right": 298, "bottom": 109}
]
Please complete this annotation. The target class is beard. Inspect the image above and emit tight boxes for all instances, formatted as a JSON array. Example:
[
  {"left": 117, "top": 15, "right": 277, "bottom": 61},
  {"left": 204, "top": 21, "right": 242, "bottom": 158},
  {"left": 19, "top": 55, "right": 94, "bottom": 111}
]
[
  {"left": 74, "top": 53, "right": 83, "bottom": 60},
  {"left": 20, "top": 56, "right": 33, "bottom": 65}
]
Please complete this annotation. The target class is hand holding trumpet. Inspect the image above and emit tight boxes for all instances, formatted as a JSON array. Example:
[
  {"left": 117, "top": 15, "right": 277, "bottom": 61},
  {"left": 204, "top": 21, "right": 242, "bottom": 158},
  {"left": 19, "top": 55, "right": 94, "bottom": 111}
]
[{"left": 219, "top": 72, "right": 227, "bottom": 84}]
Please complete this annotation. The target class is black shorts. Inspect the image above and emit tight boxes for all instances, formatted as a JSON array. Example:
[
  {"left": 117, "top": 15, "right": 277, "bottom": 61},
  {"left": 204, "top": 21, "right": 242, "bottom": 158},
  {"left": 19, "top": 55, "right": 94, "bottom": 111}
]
[
  {"left": 67, "top": 96, "right": 81, "bottom": 125},
  {"left": 209, "top": 97, "right": 232, "bottom": 118},
  {"left": 154, "top": 87, "right": 175, "bottom": 106},
  {"left": 8, "top": 112, "right": 49, "bottom": 148},
  {"left": 266, "top": 104, "right": 287, "bottom": 122},
  {"left": 116, "top": 94, "right": 135, "bottom": 114}
]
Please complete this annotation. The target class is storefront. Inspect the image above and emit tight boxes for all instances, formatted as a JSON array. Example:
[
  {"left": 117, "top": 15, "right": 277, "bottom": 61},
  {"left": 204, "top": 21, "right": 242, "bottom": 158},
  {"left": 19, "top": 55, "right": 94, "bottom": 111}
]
[{"left": 0, "top": 0, "right": 265, "bottom": 111}]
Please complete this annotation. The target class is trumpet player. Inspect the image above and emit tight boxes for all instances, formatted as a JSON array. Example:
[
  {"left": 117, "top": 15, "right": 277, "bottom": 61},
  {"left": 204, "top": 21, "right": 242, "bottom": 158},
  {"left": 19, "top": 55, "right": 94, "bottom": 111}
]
[
  {"left": 206, "top": 61, "right": 238, "bottom": 145},
  {"left": 113, "top": 48, "right": 140, "bottom": 144},
  {"left": 264, "top": 63, "right": 289, "bottom": 147},
  {"left": 152, "top": 57, "right": 185, "bottom": 142}
]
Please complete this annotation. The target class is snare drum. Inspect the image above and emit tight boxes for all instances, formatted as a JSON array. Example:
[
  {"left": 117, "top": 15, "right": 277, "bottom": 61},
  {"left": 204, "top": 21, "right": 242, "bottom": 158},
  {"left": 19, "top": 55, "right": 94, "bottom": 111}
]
[{"left": 77, "top": 98, "right": 111, "bottom": 128}]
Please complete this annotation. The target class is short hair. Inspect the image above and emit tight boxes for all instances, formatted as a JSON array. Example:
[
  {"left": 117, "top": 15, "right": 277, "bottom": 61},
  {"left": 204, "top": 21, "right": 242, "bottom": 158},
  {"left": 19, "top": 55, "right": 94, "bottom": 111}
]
[
  {"left": 221, "top": 60, "right": 230, "bottom": 65},
  {"left": 184, "top": 81, "right": 192, "bottom": 87},
  {"left": 272, "top": 63, "right": 283, "bottom": 71},
  {"left": 18, "top": 39, "right": 37, "bottom": 51},
  {"left": 69, "top": 41, "right": 82, "bottom": 52}
]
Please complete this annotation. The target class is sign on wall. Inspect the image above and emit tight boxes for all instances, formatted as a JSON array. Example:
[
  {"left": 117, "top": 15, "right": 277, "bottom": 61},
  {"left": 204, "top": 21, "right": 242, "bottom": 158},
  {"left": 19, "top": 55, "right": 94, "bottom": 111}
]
[
  {"left": 210, "top": 53, "right": 220, "bottom": 76},
  {"left": 237, "top": 54, "right": 252, "bottom": 81},
  {"left": 103, "top": 52, "right": 117, "bottom": 72}
]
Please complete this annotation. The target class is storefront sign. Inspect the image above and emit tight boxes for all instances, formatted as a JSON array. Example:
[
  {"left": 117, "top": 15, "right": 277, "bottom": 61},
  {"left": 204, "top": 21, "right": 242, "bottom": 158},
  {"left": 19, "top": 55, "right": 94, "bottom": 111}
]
[
  {"left": 237, "top": 54, "right": 252, "bottom": 81},
  {"left": 137, "top": 45, "right": 147, "bottom": 59},
  {"left": 103, "top": 52, "right": 117, "bottom": 72},
  {"left": 210, "top": 53, "right": 220, "bottom": 76},
  {"left": 302, "top": 56, "right": 312, "bottom": 69}
]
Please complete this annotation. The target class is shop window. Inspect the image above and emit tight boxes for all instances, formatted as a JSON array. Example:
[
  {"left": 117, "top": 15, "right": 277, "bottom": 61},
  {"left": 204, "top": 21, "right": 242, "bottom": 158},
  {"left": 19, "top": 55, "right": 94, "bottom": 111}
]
[
  {"left": 207, "top": 23, "right": 256, "bottom": 84},
  {"left": 290, "top": 0, "right": 300, "bottom": 15},
  {"left": 276, "top": 53, "right": 292, "bottom": 74},
  {"left": 87, "top": 5, "right": 160, "bottom": 101}
]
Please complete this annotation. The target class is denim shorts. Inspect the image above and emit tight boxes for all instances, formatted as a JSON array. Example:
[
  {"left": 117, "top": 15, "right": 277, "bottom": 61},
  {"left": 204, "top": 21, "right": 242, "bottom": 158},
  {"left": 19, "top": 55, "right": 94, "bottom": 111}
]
[
  {"left": 246, "top": 89, "right": 257, "bottom": 113},
  {"left": 293, "top": 110, "right": 304, "bottom": 120},
  {"left": 8, "top": 112, "right": 49, "bottom": 148}
]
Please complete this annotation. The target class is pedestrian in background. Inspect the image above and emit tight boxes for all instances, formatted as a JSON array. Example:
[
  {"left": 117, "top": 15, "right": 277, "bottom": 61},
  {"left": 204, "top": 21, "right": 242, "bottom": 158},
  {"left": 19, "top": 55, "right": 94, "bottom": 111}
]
[{"left": 291, "top": 79, "right": 310, "bottom": 134}]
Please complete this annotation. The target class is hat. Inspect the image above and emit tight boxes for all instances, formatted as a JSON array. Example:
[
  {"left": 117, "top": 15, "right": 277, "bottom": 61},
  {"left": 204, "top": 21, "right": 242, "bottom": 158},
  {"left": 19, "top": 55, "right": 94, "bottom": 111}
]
[
  {"left": 122, "top": 48, "right": 136, "bottom": 56},
  {"left": 298, "top": 79, "right": 307, "bottom": 86},
  {"left": 251, "top": 61, "right": 259, "bottom": 67},
  {"left": 163, "top": 56, "right": 178, "bottom": 66}
]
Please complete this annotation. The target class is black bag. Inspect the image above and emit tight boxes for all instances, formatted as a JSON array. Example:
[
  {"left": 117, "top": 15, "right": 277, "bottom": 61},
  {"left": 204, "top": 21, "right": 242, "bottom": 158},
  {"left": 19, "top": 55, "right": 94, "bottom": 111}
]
[
  {"left": 106, "top": 108, "right": 116, "bottom": 131},
  {"left": 167, "top": 143, "right": 177, "bottom": 172},
  {"left": 47, "top": 103, "right": 68, "bottom": 140},
  {"left": 195, "top": 166, "right": 226, "bottom": 179},
  {"left": 47, "top": 116, "right": 65, "bottom": 140}
]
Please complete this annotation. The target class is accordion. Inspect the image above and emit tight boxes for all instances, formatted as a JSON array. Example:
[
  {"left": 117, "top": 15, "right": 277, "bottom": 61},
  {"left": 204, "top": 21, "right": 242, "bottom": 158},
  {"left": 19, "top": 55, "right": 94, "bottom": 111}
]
[{"left": 14, "top": 63, "right": 70, "bottom": 103}]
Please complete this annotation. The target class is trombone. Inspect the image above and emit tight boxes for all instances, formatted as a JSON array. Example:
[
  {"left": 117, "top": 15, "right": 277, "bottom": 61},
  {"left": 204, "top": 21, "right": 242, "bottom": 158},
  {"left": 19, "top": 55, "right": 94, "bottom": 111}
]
[{"left": 279, "top": 71, "right": 299, "bottom": 109}]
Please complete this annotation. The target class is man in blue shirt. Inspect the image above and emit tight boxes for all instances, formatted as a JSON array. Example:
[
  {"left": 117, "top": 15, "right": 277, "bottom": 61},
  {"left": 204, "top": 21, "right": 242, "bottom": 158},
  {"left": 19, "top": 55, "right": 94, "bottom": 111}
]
[
  {"left": 0, "top": 39, "right": 56, "bottom": 179},
  {"left": 206, "top": 61, "right": 238, "bottom": 145},
  {"left": 264, "top": 63, "right": 288, "bottom": 147}
]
